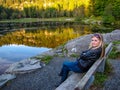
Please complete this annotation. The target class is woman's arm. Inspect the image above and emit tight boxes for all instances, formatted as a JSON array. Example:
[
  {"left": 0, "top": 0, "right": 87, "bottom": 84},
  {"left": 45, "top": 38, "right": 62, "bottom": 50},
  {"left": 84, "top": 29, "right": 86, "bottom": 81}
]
[{"left": 80, "top": 48, "right": 102, "bottom": 61}]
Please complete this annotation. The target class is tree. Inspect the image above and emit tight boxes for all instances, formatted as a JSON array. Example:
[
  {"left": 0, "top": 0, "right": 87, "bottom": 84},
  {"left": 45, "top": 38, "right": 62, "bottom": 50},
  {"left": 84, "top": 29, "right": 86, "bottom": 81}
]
[
  {"left": 102, "top": 3, "right": 115, "bottom": 24},
  {"left": 112, "top": 0, "right": 120, "bottom": 20},
  {"left": 89, "top": 0, "right": 108, "bottom": 16}
]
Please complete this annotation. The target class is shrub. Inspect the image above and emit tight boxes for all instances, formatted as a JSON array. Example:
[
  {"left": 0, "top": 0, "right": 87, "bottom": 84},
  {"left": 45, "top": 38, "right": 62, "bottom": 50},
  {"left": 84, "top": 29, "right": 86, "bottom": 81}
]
[{"left": 102, "top": 15, "right": 115, "bottom": 24}]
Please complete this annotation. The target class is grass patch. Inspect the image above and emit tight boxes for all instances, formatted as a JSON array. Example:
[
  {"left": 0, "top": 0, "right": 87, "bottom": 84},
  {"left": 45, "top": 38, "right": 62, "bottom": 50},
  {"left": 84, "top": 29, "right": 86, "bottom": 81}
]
[
  {"left": 70, "top": 54, "right": 79, "bottom": 57},
  {"left": 0, "top": 18, "right": 38, "bottom": 23},
  {"left": 31, "top": 55, "right": 53, "bottom": 64},
  {"left": 94, "top": 73, "right": 107, "bottom": 87},
  {"left": 113, "top": 40, "right": 120, "bottom": 45},
  {"left": 0, "top": 17, "right": 75, "bottom": 23},
  {"left": 108, "top": 46, "right": 120, "bottom": 59},
  {"left": 93, "top": 60, "right": 112, "bottom": 87},
  {"left": 41, "top": 55, "right": 53, "bottom": 64},
  {"left": 108, "top": 40, "right": 120, "bottom": 59}
]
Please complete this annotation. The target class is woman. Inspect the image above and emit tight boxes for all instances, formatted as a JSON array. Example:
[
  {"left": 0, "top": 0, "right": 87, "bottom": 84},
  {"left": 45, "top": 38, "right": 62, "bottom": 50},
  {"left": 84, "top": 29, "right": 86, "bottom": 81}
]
[{"left": 56, "top": 33, "right": 105, "bottom": 86}]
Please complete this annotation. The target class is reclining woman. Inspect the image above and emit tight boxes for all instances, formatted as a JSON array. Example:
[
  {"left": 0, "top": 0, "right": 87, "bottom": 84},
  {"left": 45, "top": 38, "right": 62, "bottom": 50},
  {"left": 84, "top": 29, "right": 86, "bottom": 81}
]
[{"left": 56, "top": 33, "right": 105, "bottom": 86}]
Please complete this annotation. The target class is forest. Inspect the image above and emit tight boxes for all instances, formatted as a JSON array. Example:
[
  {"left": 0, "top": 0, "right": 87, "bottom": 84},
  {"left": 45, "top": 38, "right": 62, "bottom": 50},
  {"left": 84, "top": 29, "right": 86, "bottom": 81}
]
[{"left": 0, "top": 0, "right": 120, "bottom": 23}]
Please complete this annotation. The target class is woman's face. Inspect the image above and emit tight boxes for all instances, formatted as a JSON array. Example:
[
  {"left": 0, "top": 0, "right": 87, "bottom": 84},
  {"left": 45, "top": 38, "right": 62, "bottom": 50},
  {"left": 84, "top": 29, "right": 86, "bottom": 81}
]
[{"left": 91, "top": 36, "right": 101, "bottom": 48}]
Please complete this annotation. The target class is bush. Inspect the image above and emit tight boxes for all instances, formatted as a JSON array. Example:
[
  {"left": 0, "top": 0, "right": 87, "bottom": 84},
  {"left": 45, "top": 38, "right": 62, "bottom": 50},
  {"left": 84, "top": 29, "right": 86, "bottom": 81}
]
[{"left": 102, "top": 15, "right": 115, "bottom": 24}]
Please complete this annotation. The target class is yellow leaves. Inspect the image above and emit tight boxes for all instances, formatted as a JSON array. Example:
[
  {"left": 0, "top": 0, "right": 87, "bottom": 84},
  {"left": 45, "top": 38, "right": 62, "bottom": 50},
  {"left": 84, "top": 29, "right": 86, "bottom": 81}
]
[
  {"left": 1, "top": 0, "right": 91, "bottom": 11},
  {"left": 0, "top": 27, "right": 82, "bottom": 48}
]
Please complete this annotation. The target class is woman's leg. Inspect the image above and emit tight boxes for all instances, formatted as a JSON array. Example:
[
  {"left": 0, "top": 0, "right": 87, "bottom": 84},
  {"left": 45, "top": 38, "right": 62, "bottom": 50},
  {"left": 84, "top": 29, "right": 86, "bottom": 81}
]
[{"left": 59, "top": 61, "right": 83, "bottom": 83}]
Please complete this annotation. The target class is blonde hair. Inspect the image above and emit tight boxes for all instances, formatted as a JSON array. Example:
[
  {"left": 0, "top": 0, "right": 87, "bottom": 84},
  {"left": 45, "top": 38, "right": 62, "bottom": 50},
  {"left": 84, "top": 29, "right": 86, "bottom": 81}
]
[{"left": 89, "top": 33, "right": 105, "bottom": 58}]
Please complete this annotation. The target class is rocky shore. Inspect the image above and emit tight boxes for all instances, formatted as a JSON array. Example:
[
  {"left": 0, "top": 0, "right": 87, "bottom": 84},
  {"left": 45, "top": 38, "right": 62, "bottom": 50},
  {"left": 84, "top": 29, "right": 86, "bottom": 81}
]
[{"left": 0, "top": 30, "right": 120, "bottom": 89}]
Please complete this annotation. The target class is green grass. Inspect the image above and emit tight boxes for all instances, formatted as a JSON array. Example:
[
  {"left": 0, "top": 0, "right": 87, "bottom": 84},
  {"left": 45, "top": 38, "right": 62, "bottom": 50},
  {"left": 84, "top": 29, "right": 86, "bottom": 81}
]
[
  {"left": 113, "top": 40, "right": 120, "bottom": 45},
  {"left": 0, "top": 17, "right": 75, "bottom": 23},
  {"left": 108, "top": 46, "right": 120, "bottom": 59},
  {"left": 70, "top": 54, "right": 79, "bottom": 57},
  {"left": 93, "top": 60, "right": 112, "bottom": 87},
  {"left": 40, "top": 55, "right": 53, "bottom": 64},
  {"left": 31, "top": 55, "right": 53, "bottom": 64},
  {"left": 94, "top": 73, "right": 107, "bottom": 87},
  {"left": 108, "top": 40, "right": 120, "bottom": 59}
]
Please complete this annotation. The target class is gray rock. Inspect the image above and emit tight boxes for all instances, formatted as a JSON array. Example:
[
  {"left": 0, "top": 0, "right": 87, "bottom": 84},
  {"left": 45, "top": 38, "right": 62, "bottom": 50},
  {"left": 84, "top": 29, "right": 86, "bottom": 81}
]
[
  {"left": 40, "top": 49, "right": 55, "bottom": 56},
  {"left": 0, "top": 74, "right": 16, "bottom": 88},
  {"left": 65, "top": 34, "right": 92, "bottom": 56},
  {"left": 103, "top": 30, "right": 120, "bottom": 43},
  {"left": 5, "top": 59, "right": 45, "bottom": 74},
  {"left": 111, "top": 29, "right": 120, "bottom": 33}
]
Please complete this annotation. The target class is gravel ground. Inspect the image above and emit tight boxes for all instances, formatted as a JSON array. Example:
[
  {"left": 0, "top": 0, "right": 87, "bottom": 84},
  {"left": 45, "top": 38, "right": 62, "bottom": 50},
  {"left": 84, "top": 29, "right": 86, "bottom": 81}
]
[
  {"left": 1, "top": 57, "right": 74, "bottom": 90},
  {"left": 103, "top": 59, "right": 120, "bottom": 90},
  {"left": 1, "top": 58, "right": 120, "bottom": 90}
]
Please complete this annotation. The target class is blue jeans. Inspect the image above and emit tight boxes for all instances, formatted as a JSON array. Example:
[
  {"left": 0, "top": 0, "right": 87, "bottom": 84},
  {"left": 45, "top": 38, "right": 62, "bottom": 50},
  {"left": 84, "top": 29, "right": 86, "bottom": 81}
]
[{"left": 59, "top": 60, "right": 84, "bottom": 83}]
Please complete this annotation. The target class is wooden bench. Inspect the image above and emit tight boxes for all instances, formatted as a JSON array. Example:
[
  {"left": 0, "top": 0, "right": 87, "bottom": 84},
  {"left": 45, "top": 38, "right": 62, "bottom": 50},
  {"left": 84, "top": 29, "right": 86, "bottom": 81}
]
[{"left": 55, "top": 42, "right": 113, "bottom": 90}]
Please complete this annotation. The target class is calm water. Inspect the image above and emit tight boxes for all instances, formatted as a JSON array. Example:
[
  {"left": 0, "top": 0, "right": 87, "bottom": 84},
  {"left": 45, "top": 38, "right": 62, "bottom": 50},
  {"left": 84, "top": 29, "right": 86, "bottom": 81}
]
[
  {"left": 0, "top": 23, "right": 114, "bottom": 74},
  {"left": 0, "top": 44, "right": 51, "bottom": 62}
]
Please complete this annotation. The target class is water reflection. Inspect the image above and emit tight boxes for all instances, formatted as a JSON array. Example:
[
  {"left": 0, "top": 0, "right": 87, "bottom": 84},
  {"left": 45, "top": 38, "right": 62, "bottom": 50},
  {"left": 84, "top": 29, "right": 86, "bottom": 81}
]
[
  {"left": 0, "top": 25, "right": 92, "bottom": 64},
  {"left": 0, "top": 25, "right": 92, "bottom": 48}
]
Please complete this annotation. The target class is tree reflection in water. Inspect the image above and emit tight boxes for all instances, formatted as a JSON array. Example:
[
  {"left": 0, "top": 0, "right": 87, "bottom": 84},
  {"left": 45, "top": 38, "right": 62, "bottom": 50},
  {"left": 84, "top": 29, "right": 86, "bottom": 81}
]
[{"left": 0, "top": 26, "right": 92, "bottom": 48}]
